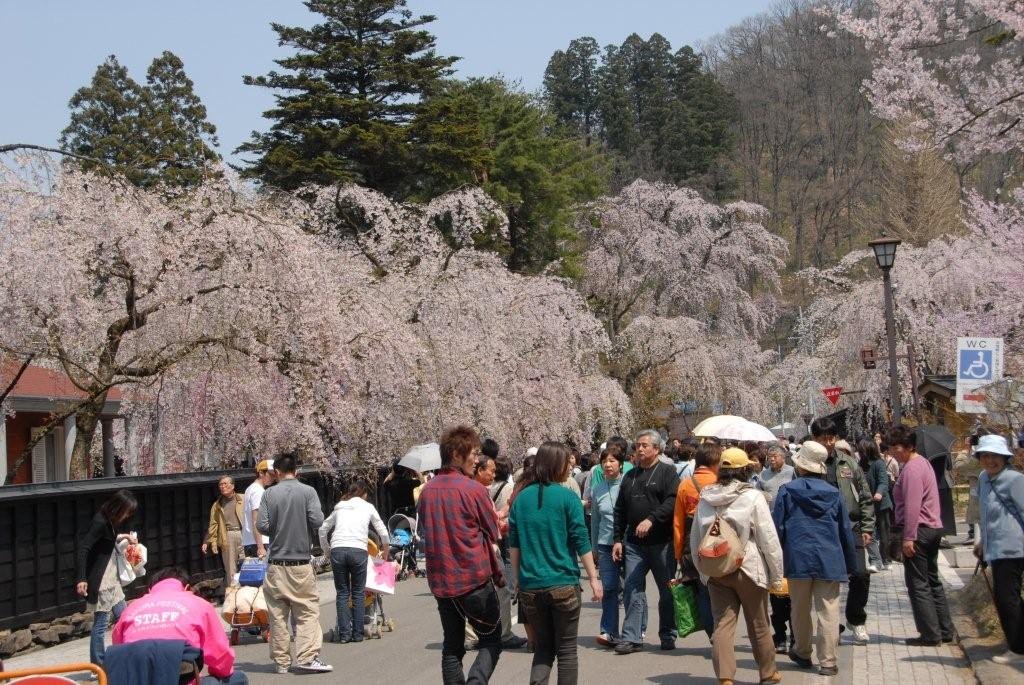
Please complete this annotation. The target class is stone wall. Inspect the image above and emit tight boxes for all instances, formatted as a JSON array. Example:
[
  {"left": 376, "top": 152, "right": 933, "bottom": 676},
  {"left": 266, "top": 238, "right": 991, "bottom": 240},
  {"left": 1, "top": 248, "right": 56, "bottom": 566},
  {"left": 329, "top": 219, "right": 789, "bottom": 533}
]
[{"left": 0, "top": 612, "right": 93, "bottom": 659}]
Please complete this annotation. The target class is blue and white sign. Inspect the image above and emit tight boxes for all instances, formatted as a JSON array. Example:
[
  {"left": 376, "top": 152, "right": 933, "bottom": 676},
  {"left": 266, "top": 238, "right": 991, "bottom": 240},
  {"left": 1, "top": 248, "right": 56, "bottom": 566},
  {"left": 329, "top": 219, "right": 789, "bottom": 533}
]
[
  {"left": 956, "top": 337, "right": 1003, "bottom": 413},
  {"left": 958, "top": 349, "right": 994, "bottom": 381}
]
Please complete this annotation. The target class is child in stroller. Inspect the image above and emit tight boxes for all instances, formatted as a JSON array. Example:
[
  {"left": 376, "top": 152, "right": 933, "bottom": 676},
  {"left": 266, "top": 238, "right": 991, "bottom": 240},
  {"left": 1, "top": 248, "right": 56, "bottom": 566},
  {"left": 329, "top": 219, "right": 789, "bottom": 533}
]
[{"left": 388, "top": 510, "right": 423, "bottom": 580}]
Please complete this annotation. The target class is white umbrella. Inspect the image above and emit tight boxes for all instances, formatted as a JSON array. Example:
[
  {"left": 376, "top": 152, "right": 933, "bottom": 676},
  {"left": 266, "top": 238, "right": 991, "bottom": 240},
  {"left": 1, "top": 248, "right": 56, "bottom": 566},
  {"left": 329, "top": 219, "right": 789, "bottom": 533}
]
[
  {"left": 692, "top": 414, "right": 743, "bottom": 438},
  {"left": 398, "top": 442, "right": 441, "bottom": 473},
  {"left": 715, "top": 418, "right": 778, "bottom": 443}
]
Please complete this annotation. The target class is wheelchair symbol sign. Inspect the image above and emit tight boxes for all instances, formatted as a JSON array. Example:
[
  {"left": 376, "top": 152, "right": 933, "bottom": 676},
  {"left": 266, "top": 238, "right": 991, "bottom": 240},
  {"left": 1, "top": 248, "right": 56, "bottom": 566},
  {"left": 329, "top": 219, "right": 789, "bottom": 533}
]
[{"left": 959, "top": 349, "right": 993, "bottom": 381}]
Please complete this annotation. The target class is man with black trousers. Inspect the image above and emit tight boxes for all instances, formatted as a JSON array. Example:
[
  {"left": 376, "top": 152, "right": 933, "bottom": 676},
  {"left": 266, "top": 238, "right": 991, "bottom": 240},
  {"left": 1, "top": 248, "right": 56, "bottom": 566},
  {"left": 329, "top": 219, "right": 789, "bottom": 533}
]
[
  {"left": 811, "top": 419, "right": 875, "bottom": 646},
  {"left": 612, "top": 429, "right": 680, "bottom": 653}
]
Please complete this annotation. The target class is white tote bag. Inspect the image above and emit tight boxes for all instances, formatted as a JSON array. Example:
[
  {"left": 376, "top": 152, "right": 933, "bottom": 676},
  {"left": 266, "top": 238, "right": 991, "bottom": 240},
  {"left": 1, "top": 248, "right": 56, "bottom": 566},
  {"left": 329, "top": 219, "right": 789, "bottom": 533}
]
[{"left": 364, "top": 558, "right": 398, "bottom": 595}]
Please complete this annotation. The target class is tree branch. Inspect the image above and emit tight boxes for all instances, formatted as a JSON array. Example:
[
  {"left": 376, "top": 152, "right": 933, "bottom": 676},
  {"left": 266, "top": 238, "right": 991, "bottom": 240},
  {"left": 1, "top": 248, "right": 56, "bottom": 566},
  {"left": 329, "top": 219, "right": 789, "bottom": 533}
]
[
  {"left": 0, "top": 143, "right": 103, "bottom": 165},
  {"left": 0, "top": 354, "right": 34, "bottom": 406}
]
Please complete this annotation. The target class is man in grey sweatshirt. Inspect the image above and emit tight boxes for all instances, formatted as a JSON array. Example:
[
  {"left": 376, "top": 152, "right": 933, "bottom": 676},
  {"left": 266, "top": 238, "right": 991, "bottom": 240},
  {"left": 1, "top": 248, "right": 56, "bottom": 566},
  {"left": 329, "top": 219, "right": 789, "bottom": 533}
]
[{"left": 257, "top": 453, "right": 331, "bottom": 674}]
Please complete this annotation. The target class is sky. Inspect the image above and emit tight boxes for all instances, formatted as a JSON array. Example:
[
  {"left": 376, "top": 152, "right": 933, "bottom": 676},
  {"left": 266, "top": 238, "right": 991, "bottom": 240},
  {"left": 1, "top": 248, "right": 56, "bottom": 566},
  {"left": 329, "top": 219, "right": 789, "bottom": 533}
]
[{"left": 1, "top": 1, "right": 775, "bottom": 163}]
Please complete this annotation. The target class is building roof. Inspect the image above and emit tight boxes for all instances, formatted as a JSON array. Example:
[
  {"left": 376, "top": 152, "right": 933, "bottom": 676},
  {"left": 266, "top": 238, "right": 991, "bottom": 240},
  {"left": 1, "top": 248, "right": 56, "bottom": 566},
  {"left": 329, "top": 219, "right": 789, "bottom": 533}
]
[{"left": 1, "top": 362, "right": 123, "bottom": 402}]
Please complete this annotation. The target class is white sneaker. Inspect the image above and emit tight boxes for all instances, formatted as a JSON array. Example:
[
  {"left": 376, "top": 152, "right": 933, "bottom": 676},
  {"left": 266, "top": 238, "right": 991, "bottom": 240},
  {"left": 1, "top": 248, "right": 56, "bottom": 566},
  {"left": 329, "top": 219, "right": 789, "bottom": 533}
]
[
  {"left": 275, "top": 665, "right": 290, "bottom": 674},
  {"left": 851, "top": 624, "right": 869, "bottom": 644},
  {"left": 295, "top": 657, "right": 333, "bottom": 673},
  {"left": 866, "top": 563, "right": 879, "bottom": 573},
  {"left": 992, "top": 650, "right": 1024, "bottom": 665}
]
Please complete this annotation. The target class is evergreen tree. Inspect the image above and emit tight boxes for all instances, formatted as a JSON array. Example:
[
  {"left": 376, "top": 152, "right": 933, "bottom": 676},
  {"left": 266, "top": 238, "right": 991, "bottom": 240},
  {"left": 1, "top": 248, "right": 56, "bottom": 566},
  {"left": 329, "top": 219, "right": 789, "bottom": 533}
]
[
  {"left": 60, "top": 53, "right": 219, "bottom": 188},
  {"left": 414, "top": 78, "right": 609, "bottom": 273},
  {"left": 237, "top": 0, "right": 457, "bottom": 195},
  {"left": 144, "top": 51, "right": 220, "bottom": 187},
  {"left": 545, "top": 34, "right": 736, "bottom": 192},
  {"left": 543, "top": 37, "right": 601, "bottom": 144},
  {"left": 60, "top": 56, "right": 151, "bottom": 185}
]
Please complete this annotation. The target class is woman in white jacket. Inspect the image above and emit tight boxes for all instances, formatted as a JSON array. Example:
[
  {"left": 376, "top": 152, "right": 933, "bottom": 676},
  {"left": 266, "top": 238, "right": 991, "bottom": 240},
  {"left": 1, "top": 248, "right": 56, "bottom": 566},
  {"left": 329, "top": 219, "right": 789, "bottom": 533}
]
[
  {"left": 691, "top": 448, "right": 784, "bottom": 685},
  {"left": 318, "top": 479, "right": 390, "bottom": 643}
]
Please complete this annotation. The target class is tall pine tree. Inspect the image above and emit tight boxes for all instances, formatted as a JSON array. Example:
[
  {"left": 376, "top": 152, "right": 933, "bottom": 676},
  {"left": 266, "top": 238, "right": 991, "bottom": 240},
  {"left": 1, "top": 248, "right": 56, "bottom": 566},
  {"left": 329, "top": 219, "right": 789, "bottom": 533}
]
[
  {"left": 145, "top": 51, "right": 220, "bottom": 187},
  {"left": 543, "top": 37, "right": 601, "bottom": 145},
  {"left": 237, "top": 0, "right": 457, "bottom": 196},
  {"left": 60, "top": 53, "right": 219, "bottom": 188}
]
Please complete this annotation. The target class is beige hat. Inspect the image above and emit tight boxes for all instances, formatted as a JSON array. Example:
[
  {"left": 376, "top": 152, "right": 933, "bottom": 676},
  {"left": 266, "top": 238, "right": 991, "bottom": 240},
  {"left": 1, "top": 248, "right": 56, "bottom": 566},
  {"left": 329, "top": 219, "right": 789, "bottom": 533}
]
[
  {"left": 834, "top": 439, "right": 853, "bottom": 456},
  {"left": 793, "top": 441, "right": 828, "bottom": 475},
  {"left": 720, "top": 447, "right": 753, "bottom": 469}
]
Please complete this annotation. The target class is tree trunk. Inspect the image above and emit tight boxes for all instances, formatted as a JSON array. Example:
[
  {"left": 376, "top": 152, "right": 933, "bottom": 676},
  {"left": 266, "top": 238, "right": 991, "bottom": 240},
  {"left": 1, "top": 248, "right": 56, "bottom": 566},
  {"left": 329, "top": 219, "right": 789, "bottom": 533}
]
[{"left": 69, "top": 392, "right": 107, "bottom": 479}]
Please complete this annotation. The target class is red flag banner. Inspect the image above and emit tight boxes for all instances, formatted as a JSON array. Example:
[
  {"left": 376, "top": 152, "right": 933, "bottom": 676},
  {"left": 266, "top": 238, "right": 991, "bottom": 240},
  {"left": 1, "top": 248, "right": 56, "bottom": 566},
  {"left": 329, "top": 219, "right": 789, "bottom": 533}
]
[{"left": 822, "top": 386, "right": 843, "bottom": 406}]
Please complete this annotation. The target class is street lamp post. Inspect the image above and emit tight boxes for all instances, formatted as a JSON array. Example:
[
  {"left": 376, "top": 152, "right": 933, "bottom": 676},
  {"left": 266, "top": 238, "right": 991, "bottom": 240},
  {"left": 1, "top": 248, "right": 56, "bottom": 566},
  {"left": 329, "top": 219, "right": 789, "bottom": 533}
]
[{"left": 869, "top": 236, "right": 903, "bottom": 424}]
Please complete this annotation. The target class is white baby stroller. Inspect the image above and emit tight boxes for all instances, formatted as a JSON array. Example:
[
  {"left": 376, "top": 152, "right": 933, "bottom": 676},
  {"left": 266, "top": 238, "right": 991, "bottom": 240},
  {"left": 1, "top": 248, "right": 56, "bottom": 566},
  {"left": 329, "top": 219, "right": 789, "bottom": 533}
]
[{"left": 387, "top": 511, "right": 422, "bottom": 580}]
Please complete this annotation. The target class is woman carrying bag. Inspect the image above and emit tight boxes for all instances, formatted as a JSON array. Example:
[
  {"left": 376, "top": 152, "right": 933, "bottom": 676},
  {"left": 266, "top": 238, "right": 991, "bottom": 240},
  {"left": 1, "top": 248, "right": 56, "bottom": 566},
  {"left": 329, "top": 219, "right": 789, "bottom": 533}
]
[
  {"left": 76, "top": 489, "right": 139, "bottom": 668},
  {"left": 318, "top": 479, "right": 389, "bottom": 643},
  {"left": 860, "top": 437, "right": 893, "bottom": 572},
  {"left": 509, "top": 441, "right": 602, "bottom": 684},
  {"left": 973, "top": 434, "right": 1024, "bottom": 665},
  {"left": 690, "top": 448, "right": 783, "bottom": 685}
]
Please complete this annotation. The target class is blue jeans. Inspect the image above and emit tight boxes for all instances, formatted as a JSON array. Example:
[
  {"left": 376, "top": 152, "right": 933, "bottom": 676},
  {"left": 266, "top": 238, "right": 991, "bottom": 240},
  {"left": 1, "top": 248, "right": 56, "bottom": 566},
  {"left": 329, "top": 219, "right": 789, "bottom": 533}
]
[
  {"left": 621, "top": 541, "right": 676, "bottom": 643},
  {"left": 331, "top": 547, "right": 368, "bottom": 639},
  {"left": 596, "top": 544, "right": 621, "bottom": 638},
  {"left": 90, "top": 599, "right": 126, "bottom": 665}
]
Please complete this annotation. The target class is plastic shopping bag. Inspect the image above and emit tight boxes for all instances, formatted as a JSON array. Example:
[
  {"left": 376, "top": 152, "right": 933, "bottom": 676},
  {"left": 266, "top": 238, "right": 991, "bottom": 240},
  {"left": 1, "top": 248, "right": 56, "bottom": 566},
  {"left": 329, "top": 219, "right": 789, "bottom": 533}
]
[
  {"left": 365, "top": 558, "right": 398, "bottom": 595},
  {"left": 670, "top": 579, "right": 701, "bottom": 638}
]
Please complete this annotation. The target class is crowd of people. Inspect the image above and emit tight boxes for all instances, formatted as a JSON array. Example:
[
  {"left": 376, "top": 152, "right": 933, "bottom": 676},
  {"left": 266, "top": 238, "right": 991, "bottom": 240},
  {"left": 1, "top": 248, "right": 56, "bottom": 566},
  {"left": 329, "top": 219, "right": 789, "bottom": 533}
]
[{"left": 71, "top": 418, "right": 1024, "bottom": 683}]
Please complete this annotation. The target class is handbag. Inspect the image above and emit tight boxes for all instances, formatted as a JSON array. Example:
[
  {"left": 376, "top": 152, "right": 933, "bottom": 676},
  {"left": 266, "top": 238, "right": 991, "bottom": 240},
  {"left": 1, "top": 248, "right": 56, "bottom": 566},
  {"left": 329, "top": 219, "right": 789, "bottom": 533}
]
[
  {"left": 115, "top": 549, "right": 136, "bottom": 587},
  {"left": 669, "top": 578, "right": 701, "bottom": 637}
]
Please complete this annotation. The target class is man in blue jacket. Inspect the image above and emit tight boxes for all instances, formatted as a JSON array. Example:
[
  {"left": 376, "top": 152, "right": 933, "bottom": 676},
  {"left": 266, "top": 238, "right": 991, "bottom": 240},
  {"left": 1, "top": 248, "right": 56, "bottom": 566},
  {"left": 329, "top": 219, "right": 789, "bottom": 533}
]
[{"left": 773, "top": 440, "right": 856, "bottom": 678}]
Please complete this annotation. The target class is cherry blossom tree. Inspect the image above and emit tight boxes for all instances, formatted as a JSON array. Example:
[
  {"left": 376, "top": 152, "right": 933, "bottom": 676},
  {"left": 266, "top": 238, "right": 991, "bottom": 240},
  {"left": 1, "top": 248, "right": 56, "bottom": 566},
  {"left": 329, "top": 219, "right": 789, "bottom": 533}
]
[
  {"left": 578, "top": 179, "right": 788, "bottom": 424},
  {"left": 1, "top": 154, "right": 630, "bottom": 477},
  {"left": 834, "top": 0, "right": 1024, "bottom": 167},
  {"left": 781, "top": 206, "right": 1024, "bottom": 421}
]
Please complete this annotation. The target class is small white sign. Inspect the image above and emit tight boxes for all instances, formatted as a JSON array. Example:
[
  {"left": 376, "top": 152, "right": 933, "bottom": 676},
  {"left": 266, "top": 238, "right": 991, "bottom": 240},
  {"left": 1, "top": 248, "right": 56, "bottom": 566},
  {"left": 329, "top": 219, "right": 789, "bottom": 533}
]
[{"left": 956, "top": 337, "right": 1003, "bottom": 413}]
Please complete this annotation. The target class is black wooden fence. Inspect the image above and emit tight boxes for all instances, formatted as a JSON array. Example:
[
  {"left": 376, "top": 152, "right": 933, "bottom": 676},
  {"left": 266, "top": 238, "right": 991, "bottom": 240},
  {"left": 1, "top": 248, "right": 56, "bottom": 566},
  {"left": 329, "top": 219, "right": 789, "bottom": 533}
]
[{"left": 0, "top": 466, "right": 352, "bottom": 631}]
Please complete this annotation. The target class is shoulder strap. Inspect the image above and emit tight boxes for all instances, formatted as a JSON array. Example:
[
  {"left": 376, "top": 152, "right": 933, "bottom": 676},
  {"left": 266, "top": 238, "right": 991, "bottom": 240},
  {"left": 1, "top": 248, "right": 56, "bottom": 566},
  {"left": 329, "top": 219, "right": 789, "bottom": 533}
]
[
  {"left": 989, "top": 478, "right": 1024, "bottom": 535},
  {"left": 690, "top": 475, "right": 704, "bottom": 494},
  {"left": 491, "top": 481, "right": 507, "bottom": 503}
]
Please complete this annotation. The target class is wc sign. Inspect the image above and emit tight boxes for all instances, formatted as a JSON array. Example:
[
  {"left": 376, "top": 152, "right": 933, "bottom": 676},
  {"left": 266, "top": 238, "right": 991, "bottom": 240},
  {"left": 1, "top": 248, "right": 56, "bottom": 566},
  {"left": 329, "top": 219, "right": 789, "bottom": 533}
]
[{"left": 956, "top": 337, "right": 1003, "bottom": 413}]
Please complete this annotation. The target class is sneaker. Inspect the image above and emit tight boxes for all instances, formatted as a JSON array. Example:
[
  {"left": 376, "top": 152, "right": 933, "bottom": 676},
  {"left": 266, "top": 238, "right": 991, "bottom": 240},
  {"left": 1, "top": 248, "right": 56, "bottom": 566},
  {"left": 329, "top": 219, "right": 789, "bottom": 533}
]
[
  {"left": 866, "top": 563, "right": 879, "bottom": 573},
  {"left": 760, "top": 672, "right": 783, "bottom": 685},
  {"left": 614, "top": 641, "right": 643, "bottom": 655},
  {"left": 788, "top": 649, "right": 813, "bottom": 669},
  {"left": 850, "top": 624, "right": 869, "bottom": 644},
  {"left": 275, "top": 665, "right": 290, "bottom": 674},
  {"left": 905, "top": 636, "right": 940, "bottom": 647},
  {"left": 596, "top": 633, "right": 616, "bottom": 647},
  {"left": 992, "top": 650, "right": 1024, "bottom": 665},
  {"left": 660, "top": 638, "right": 676, "bottom": 651},
  {"left": 819, "top": 665, "right": 839, "bottom": 676},
  {"left": 294, "top": 657, "right": 333, "bottom": 673},
  {"left": 773, "top": 639, "right": 787, "bottom": 654}
]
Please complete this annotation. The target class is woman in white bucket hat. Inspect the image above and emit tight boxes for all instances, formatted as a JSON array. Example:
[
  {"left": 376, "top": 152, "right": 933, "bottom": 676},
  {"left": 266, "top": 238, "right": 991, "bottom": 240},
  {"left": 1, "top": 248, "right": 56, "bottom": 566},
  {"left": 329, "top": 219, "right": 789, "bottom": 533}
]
[{"left": 973, "top": 434, "right": 1024, "bottom": 665}]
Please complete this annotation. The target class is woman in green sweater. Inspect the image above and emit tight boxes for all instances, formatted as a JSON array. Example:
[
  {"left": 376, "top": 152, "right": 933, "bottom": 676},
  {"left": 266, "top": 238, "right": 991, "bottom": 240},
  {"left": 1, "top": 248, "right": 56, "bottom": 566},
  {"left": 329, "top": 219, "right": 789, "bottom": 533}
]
[{"left": 510, "top": 441, "right": 603, "bottom": 685}]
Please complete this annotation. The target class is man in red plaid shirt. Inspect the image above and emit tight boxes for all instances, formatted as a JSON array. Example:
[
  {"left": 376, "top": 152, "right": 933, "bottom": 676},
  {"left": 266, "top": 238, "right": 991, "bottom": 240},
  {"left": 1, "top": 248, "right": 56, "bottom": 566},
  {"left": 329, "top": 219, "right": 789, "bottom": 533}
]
[{"left": 418, "top": 425, "right": 505, "bottom": 684}]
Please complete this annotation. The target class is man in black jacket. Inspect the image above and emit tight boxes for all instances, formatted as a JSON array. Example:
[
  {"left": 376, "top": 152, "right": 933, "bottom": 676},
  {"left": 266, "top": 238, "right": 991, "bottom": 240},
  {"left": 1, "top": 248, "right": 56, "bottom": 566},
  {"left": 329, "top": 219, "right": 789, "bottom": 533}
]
[{"left": 612, "top": 429, "right": 680, "bottom": 653}]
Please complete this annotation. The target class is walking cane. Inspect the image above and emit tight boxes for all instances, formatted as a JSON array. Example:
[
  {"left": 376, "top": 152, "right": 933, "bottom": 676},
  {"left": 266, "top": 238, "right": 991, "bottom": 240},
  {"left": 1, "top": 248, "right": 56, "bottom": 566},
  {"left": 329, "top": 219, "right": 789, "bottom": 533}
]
[{"left": 974, "top": 558, "right": 996, "bottom": 603}]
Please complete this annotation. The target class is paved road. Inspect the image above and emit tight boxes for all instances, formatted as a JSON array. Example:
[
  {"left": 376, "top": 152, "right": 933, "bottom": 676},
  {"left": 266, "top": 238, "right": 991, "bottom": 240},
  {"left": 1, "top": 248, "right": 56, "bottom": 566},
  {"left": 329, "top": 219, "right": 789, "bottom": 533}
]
[{"left": 6, "top": 559, "right": 975, "bottom": 684}]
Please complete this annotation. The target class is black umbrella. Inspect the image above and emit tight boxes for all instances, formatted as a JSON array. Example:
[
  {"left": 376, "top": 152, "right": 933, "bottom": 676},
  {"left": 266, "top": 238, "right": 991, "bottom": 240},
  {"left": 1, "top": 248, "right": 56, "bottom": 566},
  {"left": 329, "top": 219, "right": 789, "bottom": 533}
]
[
  {"left": 915, "top": 424, "right": 957, "bottom": 535},
  {"left": 915, "top": 424, "right": 955, "bottom": 461}
]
